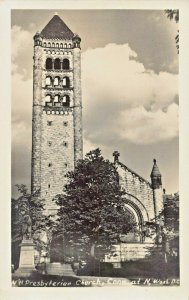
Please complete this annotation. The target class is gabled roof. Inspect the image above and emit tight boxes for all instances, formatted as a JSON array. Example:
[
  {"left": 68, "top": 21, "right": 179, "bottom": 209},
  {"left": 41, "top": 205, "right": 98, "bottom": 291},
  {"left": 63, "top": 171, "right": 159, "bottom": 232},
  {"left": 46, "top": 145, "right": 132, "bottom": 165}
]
[
  {"left": 117, "top": 161, "right": 151, "bottom": 186},
  {"left": 41, "top": 14, "right": 74, "bottom": 40}
]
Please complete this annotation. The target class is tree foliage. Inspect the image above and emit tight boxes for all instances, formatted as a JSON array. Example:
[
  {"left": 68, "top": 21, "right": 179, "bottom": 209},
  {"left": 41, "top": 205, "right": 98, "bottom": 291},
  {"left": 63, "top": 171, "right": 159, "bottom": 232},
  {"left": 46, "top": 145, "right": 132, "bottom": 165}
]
[
  {"left": 165, "top": 10, "right": 179, "bottom": 23},
  {"left": 11, "top": 185, "right": 53, "bottom": 268},
  {"left": 53, "top": 149, "right": 136, "bottom": 261},
  {"left": 165, "top": 9, "right": 179, "bottom": 53}
]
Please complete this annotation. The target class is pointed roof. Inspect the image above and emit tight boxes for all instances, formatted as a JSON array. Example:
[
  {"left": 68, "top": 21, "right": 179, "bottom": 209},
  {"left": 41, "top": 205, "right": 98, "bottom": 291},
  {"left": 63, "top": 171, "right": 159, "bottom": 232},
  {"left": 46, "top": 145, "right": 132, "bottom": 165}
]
[
  {"left": 41, "top": 14, "right": 74, "bottom": 39},
  {"left": 151, "top": 159, "right": 161, "bottom": 178}
]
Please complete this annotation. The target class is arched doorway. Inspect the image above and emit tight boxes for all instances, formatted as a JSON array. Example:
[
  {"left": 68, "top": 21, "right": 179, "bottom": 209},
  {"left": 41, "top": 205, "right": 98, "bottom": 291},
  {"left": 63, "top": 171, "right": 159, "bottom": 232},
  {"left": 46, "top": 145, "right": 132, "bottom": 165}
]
[{"left": 121, "top": 204, "right": 142, "bottom": 242}]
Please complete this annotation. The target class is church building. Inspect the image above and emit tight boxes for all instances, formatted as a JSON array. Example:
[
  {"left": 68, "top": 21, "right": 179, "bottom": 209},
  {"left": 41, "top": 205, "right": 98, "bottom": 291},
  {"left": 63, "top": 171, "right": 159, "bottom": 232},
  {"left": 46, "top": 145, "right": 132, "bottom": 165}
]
[{"left": 31, "top": 14, "right": 164, "bottom": 261}]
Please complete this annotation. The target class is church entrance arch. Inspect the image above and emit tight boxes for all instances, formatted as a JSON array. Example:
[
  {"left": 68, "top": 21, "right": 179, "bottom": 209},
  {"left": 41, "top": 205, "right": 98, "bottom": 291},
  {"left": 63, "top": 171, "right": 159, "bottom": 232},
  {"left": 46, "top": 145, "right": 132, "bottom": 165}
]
[{"left": 122, "top": 194, "right": 150, "bottom": 243}]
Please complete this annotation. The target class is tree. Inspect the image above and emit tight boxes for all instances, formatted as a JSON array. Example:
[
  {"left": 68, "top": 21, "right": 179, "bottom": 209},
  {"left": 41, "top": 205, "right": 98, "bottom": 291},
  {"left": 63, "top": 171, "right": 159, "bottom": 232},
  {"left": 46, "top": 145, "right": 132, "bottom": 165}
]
[
  {"left": 53, "top": 149, "right": 136, "bottom": 262},
  {"left": 11, "top": 185, "right": 53, "bottom": 269},
  {"left": 165, "top": 9, "right": 179, "bottom": 53}
]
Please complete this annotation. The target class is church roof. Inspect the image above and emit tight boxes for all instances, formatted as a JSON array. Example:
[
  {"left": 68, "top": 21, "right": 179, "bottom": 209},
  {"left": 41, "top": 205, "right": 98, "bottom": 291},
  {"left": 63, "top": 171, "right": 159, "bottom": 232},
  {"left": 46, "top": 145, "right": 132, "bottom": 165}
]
[
  {"left": 41, "top": 14, "right": 74, "bottom": 39},
  {"left": 150, "top": 159, "right": 161, "bottom": 178},
  {"left": 118, "top": 161, "right": 151, "bottom": 186}
]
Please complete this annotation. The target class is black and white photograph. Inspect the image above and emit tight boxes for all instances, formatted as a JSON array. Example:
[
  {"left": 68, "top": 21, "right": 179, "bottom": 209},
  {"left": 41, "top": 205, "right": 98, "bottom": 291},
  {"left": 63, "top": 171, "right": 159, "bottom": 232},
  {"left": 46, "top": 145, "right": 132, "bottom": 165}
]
[{"left": 10, "top": 8, "right": 180, "bottom": 288}]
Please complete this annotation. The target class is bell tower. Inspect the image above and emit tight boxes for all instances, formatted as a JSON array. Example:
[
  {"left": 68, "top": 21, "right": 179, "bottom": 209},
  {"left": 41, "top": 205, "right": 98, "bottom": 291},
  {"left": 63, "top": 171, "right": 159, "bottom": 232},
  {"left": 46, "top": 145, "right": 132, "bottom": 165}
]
[{"left": 31, "top": 14, "right": 83, "bottom": 214}]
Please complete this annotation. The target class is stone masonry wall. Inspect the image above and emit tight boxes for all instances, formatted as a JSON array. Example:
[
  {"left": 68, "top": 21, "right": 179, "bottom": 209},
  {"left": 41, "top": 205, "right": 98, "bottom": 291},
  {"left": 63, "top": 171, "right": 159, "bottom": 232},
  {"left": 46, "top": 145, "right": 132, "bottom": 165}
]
[
  {"left": 116, "top": 162, "right": 155, "bottom": 221},
  {"left": 32, "top": 37, "right": 83, "bottom": 215},
  {"left": 31, "top": 45, "right": 43, "bottom": 194},
  {"left": 41, "top": 110, "right": 74, "bottom": 212},
  {"left": 73, "top": 47, "right": 83, "bottom": 164}
]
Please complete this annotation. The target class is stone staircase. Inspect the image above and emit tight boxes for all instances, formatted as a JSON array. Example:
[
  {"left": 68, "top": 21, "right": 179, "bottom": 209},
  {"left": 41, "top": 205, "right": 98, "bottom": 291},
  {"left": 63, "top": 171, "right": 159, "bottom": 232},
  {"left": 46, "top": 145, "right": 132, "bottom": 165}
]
[{"left": 105, "top": 243, "right": 157, "bottom": 263}]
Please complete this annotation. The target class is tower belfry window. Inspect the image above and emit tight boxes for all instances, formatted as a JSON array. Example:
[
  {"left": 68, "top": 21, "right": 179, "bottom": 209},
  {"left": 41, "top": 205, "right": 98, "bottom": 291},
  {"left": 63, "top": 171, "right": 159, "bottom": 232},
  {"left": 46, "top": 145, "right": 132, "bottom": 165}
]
[
  {"left": 54, "top": 58, "right": 61, "bottom": 70},
  {"left": 54, "top": 95, "right": 59, "bottom": 102},
  {"left": 63, "top": 77, "right": 70, "bottom": 88},
  {"left": 62, "top": 59, "right": 69, "bottom": 70},
  {"left": 46, "top": 76, "right": 51, "bottom": 86},
  {"left": 54, "top": 77, "right": 59, "bottom": 86},
  {"left": 46, "top": 58, "right": 53, "bottom": 70},
  {"left": 62, "top": 95, "right": 70, "bottom": 107}
]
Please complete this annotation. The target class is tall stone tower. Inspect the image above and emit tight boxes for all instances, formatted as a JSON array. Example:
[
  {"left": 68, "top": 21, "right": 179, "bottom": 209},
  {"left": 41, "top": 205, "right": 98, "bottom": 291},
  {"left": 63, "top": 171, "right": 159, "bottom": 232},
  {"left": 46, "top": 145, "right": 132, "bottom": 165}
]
[{"left": 31, "top": 14, "right": 83, "bottom": 214}]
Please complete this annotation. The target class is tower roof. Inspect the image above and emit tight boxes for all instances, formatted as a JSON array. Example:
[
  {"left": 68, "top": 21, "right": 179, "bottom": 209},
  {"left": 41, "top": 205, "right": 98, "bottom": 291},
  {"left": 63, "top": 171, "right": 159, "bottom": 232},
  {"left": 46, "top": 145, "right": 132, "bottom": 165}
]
[
  {"left": 151, "top": 159, "right": 161, "bottom": 178},
  {"left": 41, "top": 14, "right": 74, "bottom": 39}
]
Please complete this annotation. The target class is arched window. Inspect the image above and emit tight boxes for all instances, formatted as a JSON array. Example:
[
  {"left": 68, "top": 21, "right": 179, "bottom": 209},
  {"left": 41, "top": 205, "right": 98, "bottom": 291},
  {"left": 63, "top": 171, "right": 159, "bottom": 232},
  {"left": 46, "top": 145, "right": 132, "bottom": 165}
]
[
  {"left": 54, "top": 95, "right": 59, "bottom": 102},
  {"left": 54, "top": 77, "right": 59, "bottom": 86},
  {"left": 52, "top": 42, "right": 55, "bottom": 48},
  {"left": 44, "top": 42, "right": 46, "bottom": 47},
  {"left": 68, "top": 43, "right": 71, "bottom": 48},
  {"left": 46, "top": 58, "right": 53, "bottom": 70},
  {"left": 54, "top": 58, "right": 61, "bottom": 70},
  {"left": 48, "top": 42, "right": 51, "bottom": 47},
  {"left": 62, "top": 95, "right": 70, "bottom": 107},
  {"left": 64, "top": 43, "right": 67, "bottom": 48},
  {"left": 56, "top": 43, "right": 59, "bottom": 48},
  {"left": 45, "top": 94, "right": 51, "bottom": 102},
  {"left": 62, "top": 59, "right": 70, "bottom": 70},
  {"left": 63, "top": 77, "right": 70, "bottom": 88},
  {"left": 46, "top": 76, "right": 52, "bottom": 86},
  {"left": 45, "top": 94, "right": 52, "bottom": 106},
  {"left": 60, "top": 43, "right": 63, "bottom": 48}
]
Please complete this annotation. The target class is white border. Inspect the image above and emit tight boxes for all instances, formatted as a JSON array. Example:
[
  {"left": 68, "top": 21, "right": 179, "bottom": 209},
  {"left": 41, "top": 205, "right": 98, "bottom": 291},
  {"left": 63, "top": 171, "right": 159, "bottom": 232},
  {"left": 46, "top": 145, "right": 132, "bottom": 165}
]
[{"left": 1, "top": 1, "right": 189, "bottom": 299}]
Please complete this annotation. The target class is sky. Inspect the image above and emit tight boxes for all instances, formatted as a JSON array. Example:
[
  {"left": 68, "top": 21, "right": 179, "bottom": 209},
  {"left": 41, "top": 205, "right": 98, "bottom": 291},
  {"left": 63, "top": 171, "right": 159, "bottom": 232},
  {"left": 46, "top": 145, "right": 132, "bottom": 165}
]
[{"left": 11, "top": 9, "right": 179, "bottom": 197}]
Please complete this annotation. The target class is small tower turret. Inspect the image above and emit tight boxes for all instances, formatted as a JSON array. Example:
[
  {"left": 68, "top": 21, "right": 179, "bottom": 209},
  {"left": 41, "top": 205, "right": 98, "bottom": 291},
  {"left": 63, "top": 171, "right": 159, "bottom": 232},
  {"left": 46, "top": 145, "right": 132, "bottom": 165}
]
[
  {"left": 151, "top": 159, "right": 162, "bottom": 189},
  {"left": 150, "top": 159, "right": 164, "bottom": 219}
]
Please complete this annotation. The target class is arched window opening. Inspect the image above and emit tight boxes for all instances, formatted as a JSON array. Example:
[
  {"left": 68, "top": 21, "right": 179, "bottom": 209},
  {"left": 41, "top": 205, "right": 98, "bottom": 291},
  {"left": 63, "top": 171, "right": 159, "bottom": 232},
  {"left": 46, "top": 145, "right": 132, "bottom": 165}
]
[
  {"left": 62, "top": 59, "right": 70, "bottom": 70},
  {"left": 52, "top": 42, "right": 55, "bottom": 48},
  {"left": 62, "top": 95, "right": 70, "bottom": 107},
  {"left": 44, "top": 42, "right": 46, "bottom": 47},
  {"left": 45, "top": 94, "right": 51, "bottom": 102},
  {"left": 46, "top": 76, "right": 52, "bottom": 86},
  {"left": 54, "top": 95, "right": 59, "bottom": 103},
  {"left": 64, "top": 43, "right": 67, "bottom": 48},
  {"left": 54, "top": 77, "right": 59, "bottom": 86},
  {"left": 63, "top": 77, "right": 70, "bottom": 88},
  {"left": 56, "top": 43, "right": 59, "bottom": 48},
  {"left": 48, "top": 42, "right": 51, "bottom": 47},
  {"left": 46, "top": 58, "right": 53, "bottom": 70},
  {"left": 54, "top": 58, "right": 61, "bottom": 70},
  {"left": 45, "top": 94, "right": 52, "bottom": 106},
  {"left": 68, "top": 43, "right": 71, "bottom": 48},
  {"left": 60, "top": 43, "right": 63, "bottom": 48}
]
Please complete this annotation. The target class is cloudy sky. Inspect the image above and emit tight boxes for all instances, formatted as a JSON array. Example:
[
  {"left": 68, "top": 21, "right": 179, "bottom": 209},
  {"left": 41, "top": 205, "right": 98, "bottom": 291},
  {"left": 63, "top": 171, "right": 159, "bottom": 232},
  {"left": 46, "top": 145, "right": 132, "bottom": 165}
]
[{"left": 11, "top": 9, "right": 179, "bottom": 197}]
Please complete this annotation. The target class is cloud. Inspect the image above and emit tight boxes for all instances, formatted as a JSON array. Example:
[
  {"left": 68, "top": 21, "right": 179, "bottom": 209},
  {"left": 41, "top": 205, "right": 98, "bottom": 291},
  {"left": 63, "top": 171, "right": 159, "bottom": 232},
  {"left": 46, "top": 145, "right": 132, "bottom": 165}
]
[
  {"left": 118, "top": 103, "right": 178, "bottom": 144},
  {"left": 82, "top": 43, "right": 178, "bottom": 145},
  {"left": 11, "top": 25, "right": 34, "bottom": 77}
]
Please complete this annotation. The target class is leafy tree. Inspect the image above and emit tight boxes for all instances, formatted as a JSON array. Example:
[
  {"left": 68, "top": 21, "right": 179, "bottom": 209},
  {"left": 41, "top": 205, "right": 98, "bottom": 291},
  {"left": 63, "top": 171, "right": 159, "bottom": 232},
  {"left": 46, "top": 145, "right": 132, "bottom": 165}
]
[
  {"left": 11, "top": 185, "right": 53, "bottom": 269},
  {"left": 165, "top": 9, "right": 179, "bottom": 23},
  {"left": 53, "top": 149, "right": 136, "bottom": 262},
  {"left": 165, "top": 9, "right": 179, "bottom": 53}
]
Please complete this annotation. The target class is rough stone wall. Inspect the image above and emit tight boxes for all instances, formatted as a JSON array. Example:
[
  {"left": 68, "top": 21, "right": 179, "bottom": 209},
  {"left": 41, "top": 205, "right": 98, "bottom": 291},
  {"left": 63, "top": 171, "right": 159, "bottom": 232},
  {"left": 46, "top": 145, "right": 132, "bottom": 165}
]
[
  {"left": 73, "top": 47, "right": 83, "bottom": 164},
  {"left": 31, "top": 45, "right": 43, "bottom": 194},
  {"left": 32, "top": 37, "right": 83, "bottom": 214},
  {"left": 116, "top": 163, "right": 155, "bottom": 221},
  {"left": 40, "top": 111, "right": 74, "bottom": 212}
]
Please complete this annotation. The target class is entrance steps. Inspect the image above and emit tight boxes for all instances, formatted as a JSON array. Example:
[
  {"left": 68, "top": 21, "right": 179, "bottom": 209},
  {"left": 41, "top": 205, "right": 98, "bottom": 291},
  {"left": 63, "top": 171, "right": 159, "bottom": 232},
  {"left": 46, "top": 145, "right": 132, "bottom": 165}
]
[{"left": 105, "top": 243, "right": 158, "bottom": 263}]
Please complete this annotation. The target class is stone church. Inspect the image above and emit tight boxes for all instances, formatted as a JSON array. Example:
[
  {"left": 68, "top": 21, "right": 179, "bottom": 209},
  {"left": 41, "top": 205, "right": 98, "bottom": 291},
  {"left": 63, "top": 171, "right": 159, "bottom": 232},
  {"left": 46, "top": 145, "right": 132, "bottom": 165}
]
[{"left": 31, "top": 14, "right": 164, "bottom": 261}]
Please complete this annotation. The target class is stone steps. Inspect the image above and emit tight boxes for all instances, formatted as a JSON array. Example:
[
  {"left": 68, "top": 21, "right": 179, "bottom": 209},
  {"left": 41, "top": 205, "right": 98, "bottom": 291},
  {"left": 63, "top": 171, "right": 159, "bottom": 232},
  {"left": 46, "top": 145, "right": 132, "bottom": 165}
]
[{"left": 105, "top": 243, "right": 157, "bottom": 263}]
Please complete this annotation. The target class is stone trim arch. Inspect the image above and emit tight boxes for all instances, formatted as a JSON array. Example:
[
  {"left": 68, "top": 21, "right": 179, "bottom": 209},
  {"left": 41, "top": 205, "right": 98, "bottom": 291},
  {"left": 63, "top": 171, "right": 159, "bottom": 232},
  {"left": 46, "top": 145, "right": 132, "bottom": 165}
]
[{"left": 124, "top": 192, "right": 150, "bottom": 223}]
